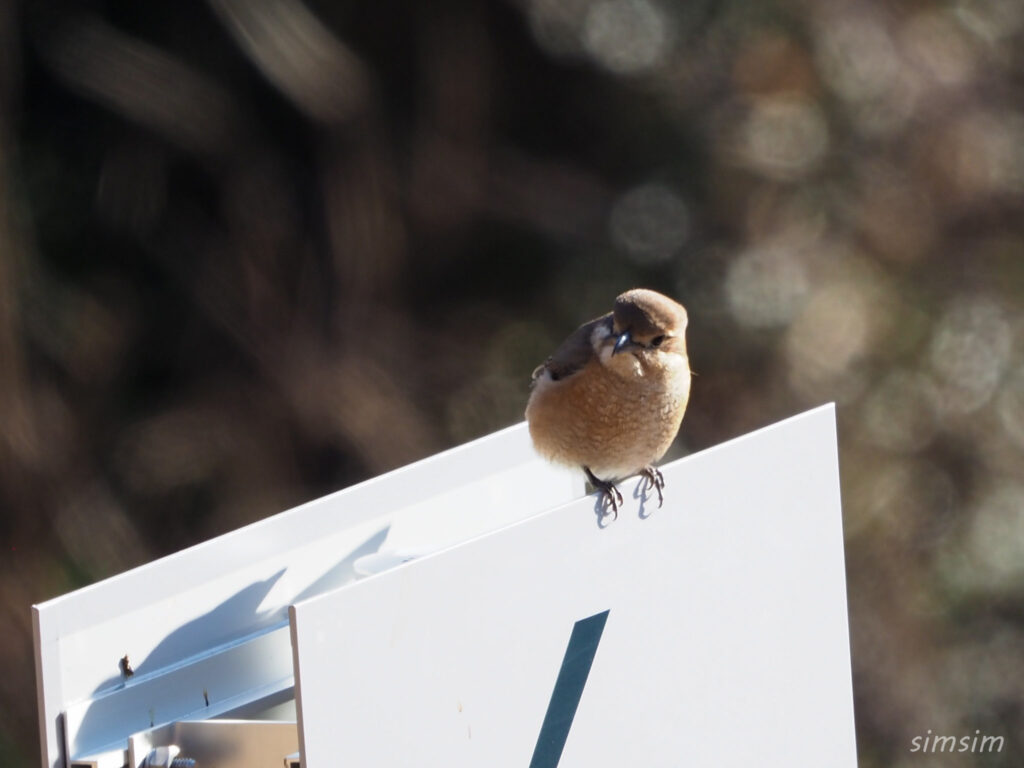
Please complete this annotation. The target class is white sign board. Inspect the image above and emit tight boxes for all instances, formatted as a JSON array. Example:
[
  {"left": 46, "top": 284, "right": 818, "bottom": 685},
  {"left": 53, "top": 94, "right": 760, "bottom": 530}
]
[{"left": 290, "top": 405, "right": 855, "bottom": 766}]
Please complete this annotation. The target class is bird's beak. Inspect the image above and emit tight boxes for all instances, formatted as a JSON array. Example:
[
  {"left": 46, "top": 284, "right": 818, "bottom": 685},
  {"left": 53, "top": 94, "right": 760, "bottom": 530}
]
[{"left": 612, "top": 330, "right": 632, "bottom": 356}]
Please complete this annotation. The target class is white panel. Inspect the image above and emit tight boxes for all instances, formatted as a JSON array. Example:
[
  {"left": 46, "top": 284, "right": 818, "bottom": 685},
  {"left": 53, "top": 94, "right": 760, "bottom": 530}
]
[
  {"left": 34, "top": 422, "right": 582, "bottom": 767},
  {"left": 290, "top": 405, "right": 856, "bottom": 766}
]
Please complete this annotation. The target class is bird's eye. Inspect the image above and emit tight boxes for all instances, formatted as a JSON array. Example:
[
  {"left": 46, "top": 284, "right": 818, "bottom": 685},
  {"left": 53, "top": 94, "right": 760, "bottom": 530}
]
[{"left": 650, "top": 335, "right": 666, "bottom": 348}]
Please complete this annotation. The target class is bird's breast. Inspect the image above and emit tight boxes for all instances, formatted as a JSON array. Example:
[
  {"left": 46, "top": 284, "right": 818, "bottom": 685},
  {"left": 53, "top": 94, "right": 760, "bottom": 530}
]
[{"left": 525, "top": 355, "right": 690, "bottom": 479}]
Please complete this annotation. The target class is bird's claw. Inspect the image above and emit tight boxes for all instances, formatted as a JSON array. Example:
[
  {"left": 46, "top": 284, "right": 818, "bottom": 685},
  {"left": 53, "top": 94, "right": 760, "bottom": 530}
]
[
  {"left": 640, "top": 466, "right": 665, "bottom": 508},
  {"left": 601, "top": 484, "right": 624, "bottom": 518},
  {"left": 585, "top": 467, "right": 623, "bottom": 519}
]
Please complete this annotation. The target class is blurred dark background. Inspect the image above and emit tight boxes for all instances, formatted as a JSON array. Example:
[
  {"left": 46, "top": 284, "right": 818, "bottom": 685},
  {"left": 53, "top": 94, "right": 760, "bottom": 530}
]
[{"left": 2, "top": 0, "right": 1024, "bottom": 764}]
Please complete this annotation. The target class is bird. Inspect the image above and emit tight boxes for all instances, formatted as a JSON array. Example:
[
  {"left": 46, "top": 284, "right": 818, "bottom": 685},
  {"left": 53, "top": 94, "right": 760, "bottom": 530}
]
[{"left": 525, "top": 288, "right": 691, "bottom": 517}]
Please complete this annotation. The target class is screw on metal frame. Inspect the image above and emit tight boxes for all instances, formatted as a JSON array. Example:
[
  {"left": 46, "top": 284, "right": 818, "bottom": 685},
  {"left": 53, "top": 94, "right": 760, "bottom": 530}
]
[{"left": 143, "top": 745, "right": 197, "bottom": 767}]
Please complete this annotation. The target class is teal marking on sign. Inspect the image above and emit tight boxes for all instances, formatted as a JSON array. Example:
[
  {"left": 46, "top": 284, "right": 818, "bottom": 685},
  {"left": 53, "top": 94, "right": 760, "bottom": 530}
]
[{"left": 529, "top": 610, "right": 610, "bottom": 768}]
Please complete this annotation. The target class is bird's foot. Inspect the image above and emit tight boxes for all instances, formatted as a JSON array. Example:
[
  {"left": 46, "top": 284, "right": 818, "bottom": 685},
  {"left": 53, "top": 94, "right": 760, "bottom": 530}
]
[
  {"left": 640, "top": 465, "right": 665, "bottom": 508},
  {"left": 584, "top": 467, "right": 623, "bottom": 519}
]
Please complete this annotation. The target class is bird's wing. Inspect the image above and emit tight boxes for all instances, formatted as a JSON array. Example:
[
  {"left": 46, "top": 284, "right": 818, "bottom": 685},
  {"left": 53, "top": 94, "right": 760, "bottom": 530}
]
[{"left": 532, "top": 312, "right": 612, "bottom": 383}]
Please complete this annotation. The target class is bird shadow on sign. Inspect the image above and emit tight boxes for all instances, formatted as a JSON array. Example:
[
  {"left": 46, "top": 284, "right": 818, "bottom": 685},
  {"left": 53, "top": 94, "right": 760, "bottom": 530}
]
[
  {"left": 88, "top": 525, "right": 392, "bottom": 695},
  {"left": 590, "top": 477, "right": 661, "bottom": 525},
  {"left": 590, "top": 490, "right": 616, "bottom": 529},
  {"left": 90, "top": 568, "right": 291, "bottom": 697},
  {"left": 71, "top": 527, "right": 390, "bottom": 760},
  {"left": 634, "top": 477, "right": 657, "bottom": 520},
  {"left": 72, "top": 568, "right": 290, "bottom": 759}
]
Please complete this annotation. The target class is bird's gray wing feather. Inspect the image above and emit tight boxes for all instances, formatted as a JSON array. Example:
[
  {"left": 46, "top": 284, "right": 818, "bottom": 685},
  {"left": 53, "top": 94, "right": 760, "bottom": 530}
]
[{"left": 532, "top": 313, "right": 612, "bottom": 383}]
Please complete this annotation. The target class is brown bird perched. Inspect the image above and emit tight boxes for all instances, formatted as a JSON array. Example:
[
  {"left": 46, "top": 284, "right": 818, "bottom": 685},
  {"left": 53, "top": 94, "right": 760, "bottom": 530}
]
[{"left": 525, "top": 288, "right": 691, "bottom": 516}]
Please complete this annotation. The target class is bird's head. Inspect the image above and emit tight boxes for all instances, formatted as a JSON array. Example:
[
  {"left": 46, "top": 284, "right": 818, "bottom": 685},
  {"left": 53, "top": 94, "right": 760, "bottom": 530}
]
[{"left": 600, "top": 288, "right": 689, "bottom": 376}]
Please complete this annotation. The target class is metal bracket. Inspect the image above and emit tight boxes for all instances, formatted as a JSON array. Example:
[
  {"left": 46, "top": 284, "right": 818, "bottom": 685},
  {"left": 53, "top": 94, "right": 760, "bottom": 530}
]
[{"left": 128, "top": 720, "right": 298, "bottom": 768}]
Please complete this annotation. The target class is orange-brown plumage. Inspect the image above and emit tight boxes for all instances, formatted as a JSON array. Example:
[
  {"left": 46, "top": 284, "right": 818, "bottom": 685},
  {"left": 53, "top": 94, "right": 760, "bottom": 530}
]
[{"left": 525, "top": 288, "right": 691, "bottom": 511}]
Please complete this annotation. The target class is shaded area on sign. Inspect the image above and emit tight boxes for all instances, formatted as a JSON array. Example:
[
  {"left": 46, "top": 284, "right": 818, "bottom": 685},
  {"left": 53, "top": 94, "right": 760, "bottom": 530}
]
[
  {"left": 72, "top": 527, "right": 388, "bottom": 760},
  {"left": 88, "top": 569, "right": 287, "bottom": 698},
  {"left": 89, "top": 524, "right": 389, "bottom": 694},
  {"left": 589, "top": 475, "right": 665, "bottom": 525}
]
